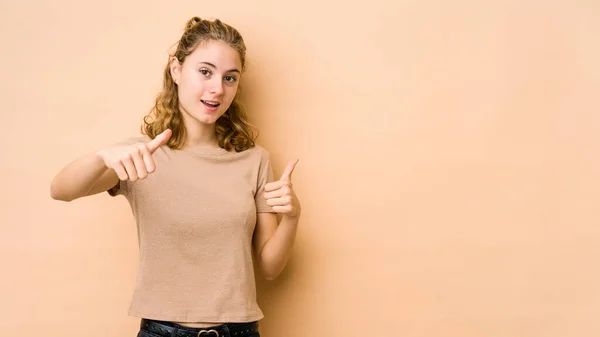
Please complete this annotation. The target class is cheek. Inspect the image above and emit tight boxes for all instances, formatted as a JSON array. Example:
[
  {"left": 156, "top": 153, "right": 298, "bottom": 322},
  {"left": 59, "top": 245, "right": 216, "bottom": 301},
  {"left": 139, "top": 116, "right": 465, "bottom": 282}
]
[
  {"left": 225, "top": 85, "right": 239, "bottom": 100},
  {"left": 180, "top": 74, "right": 205, "bottom": 95}
]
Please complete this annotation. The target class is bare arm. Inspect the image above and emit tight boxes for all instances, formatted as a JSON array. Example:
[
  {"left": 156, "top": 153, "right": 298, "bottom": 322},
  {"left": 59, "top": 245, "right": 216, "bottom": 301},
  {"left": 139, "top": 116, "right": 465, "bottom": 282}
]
[
  {"left": 252, "top": 160, "right": 301, "bottom": 280},
  {"left": 50, "top": 152, "right": 119, "bottom": 202},
  {"left": 50, "top": 129, "right": 172, "bottom": 202},
  {"left": 253, "top": 213, "right": 300, "bottom": 280}
]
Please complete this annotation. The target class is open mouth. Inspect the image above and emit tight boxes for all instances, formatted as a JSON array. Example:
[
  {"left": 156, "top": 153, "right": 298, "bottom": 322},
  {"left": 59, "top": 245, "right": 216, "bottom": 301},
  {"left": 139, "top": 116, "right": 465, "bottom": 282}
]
[{"left": 201, "top": 100, "right": 220, "bottom": 108}]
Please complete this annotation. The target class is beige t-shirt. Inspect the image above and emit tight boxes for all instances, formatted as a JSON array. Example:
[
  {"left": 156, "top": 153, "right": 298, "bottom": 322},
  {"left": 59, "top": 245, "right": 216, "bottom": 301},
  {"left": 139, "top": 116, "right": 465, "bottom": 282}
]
[{"left": 107, "top": 135, "right": 275, "bottom": 323}]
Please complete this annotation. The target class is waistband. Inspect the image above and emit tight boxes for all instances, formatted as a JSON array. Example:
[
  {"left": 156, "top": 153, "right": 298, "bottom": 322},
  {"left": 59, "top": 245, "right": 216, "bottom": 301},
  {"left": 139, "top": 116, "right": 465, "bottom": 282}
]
[{"left": 140, "top": 318, "right": 259, "bottom": 337}]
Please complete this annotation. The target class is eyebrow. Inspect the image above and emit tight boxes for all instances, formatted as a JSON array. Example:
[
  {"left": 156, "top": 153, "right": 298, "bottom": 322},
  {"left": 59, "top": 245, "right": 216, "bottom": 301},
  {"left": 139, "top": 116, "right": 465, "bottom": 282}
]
[{"left": 198, "top": 62, "right": 240, "bottom": 74}]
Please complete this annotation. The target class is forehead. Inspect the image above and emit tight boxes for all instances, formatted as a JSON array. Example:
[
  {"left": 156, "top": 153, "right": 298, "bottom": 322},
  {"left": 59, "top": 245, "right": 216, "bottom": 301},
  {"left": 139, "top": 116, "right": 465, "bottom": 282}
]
[{"left": 186, "top": 39, "right": 242, "bottom": 71}]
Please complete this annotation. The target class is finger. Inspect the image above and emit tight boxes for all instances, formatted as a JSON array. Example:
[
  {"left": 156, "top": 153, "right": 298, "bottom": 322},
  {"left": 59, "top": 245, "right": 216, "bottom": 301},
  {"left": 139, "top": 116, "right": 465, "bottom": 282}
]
[
  {"left": 271, "top": 205, "right": 292, "bottom": 214},
  {"left": 264, "top": 180, "right": 291, "bottom": 193},
  {"left": 111, "top": 162, "right": 129, "bottom": 181},
  {"left": 130, "top": 149, "right": 148, "bottom": 179},
  {"left": 266, "top": 196, "right": 292, "bottom": 207},
  {"left": 263, "top": 186, "right": 291, "bottom": 199},
  {"left": 279, "top": 159, "right": 299, "bottom": 181},
  {"left": 121, "top": 155, "right": 138, "bottom": 181},
  {"left": 137, "top": 144, "right": 156, "bottom": 173},
  {"left": 147, "top": 129, "right": 172, "bottom": 153}
]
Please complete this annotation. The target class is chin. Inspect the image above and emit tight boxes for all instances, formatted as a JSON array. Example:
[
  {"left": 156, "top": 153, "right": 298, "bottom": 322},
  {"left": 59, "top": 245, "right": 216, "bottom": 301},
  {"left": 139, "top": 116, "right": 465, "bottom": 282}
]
[{"left": 194, "top": 112, "right": 225, "bottom": 125}]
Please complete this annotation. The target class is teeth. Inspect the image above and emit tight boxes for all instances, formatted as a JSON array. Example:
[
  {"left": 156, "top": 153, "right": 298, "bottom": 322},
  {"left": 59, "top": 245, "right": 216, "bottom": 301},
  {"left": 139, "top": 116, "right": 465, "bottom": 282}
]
[{"left": 202, "top": 100, "right": 219, "bottom": 107}]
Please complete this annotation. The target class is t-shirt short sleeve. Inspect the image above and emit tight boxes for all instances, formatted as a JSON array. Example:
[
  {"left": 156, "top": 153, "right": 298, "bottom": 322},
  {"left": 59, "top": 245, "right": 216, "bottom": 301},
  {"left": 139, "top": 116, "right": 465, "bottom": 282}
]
[
  {"left": 255, "top": 150, "right": 276, "bottom": 213},
  {"left": 107, "top": 179, "right": 129, "bottom": 197}
]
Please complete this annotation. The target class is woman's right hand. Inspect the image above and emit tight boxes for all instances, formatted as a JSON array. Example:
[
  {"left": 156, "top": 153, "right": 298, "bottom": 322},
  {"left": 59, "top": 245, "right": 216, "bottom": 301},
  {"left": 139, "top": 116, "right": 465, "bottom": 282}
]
[{"left": 96, "top": 129, "right": 172, "bottom": 182}]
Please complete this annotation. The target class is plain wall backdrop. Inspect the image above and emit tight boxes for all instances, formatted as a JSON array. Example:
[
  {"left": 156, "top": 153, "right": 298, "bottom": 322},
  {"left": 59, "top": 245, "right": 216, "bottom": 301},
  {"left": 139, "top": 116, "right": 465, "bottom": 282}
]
[{"left": 1, "top": 0, "right": 599, "bottom": 336}]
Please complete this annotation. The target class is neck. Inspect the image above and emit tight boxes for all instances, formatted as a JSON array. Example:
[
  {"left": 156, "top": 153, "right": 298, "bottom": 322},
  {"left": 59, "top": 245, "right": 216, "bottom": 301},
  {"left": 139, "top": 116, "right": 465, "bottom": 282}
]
[{"left": 183, "top": 121, "right": 219, "bottom": 148}]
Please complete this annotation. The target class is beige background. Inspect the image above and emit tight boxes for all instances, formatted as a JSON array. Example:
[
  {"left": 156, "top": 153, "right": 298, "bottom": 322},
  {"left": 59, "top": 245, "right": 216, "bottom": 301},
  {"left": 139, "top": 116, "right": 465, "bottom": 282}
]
[{"left": 1, "top": 0, "right": 599, "bottom": 336}]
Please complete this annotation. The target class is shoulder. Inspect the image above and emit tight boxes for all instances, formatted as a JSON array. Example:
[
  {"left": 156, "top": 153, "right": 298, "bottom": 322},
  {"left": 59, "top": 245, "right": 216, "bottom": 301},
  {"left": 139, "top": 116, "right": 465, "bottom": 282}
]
[
  {"left": 243, "top": 143, "right": 272, "bottom": 163},
  {"left": 248, "top": 143, "right": 270, "bottom": 157}
]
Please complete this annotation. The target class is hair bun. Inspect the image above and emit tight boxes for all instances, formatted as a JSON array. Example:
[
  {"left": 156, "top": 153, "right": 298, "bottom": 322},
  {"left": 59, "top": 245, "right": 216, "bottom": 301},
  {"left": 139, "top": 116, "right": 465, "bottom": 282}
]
[{"left": 185, "top": 17, "right": 202, "bottom": 32}]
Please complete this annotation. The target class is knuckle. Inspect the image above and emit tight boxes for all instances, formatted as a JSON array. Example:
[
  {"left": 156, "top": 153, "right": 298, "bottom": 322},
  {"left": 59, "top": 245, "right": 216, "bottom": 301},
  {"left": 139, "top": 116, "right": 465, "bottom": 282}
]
[{"left": 137, "top": 143, "right": 148, "bottom": 152}]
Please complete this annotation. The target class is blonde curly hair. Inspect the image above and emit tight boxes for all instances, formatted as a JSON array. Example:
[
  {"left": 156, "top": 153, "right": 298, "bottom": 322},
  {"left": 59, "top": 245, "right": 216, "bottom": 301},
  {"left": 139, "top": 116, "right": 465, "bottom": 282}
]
[{"left": 142, "top": 17, "right": 257, "bottom": 152}]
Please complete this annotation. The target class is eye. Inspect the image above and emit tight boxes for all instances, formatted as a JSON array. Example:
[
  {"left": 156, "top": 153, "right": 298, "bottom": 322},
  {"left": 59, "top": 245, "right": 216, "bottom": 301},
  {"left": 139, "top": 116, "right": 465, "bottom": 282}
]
[
  {"left": 199, "top": 68, "right": 211, "bottom": 76},
  {"left": 224, "top": 75, "right": 237, "bottom": 83}
]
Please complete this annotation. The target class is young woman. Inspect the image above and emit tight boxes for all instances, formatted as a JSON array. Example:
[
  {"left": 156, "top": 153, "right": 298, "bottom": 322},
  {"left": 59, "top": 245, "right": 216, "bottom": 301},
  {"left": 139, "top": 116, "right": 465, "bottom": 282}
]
[{"left": 51, "top": 16, "right": 301, "bottom": 337}]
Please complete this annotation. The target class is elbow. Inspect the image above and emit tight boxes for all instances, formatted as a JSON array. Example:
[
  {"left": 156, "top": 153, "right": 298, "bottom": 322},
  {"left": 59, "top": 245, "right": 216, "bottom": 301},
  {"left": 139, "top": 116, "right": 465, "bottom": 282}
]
[
  {"left": 263, "top": 273, "right": 279, "bottom": 281},
  {"left": 260, "top": 266, "right": 282, "bottom": 281},
  {"left": 50, "top": 189, "right": 69, "bottom": 202},
  {"left": 256, "top": 249, "right": 288, "bottom": 280},
  {"left": 50, "top": 181, "right": 72, "bottom": 202}
]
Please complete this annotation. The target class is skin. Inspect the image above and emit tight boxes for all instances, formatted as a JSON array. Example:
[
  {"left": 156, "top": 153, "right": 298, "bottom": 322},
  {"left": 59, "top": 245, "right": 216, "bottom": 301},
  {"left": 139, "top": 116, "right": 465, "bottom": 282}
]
[
  {"left": 170, "top": 39, "right": 302, "bottom": 328},
  {"left": 50, "top": 39, "right": 301, "bottom": 328}
]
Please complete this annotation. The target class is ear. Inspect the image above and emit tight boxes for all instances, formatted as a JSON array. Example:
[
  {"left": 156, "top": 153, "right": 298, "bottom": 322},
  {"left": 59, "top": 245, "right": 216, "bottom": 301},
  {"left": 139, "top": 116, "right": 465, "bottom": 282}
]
[{"left": 169, "top": 56, "right": 182, "bottom": 85}]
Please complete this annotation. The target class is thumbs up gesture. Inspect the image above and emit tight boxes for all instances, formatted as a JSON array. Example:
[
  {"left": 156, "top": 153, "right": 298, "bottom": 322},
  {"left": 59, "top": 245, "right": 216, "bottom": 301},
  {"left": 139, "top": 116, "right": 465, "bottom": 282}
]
[
  {"left": 97, "top": 129, "right": 172, "bottom": 182},
  {"left": 264, "top": 159, "right": 301, "bottom": 218}
]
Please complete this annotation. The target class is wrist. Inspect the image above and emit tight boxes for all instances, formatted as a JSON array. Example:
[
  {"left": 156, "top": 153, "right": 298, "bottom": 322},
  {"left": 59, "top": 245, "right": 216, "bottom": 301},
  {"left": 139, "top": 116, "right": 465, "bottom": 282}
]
[
  {"left": 93, "top": 150, "right": 109, "bottom": 169},
  {"left": 283, "top": 212, "right": 301, "bottom": 222}
]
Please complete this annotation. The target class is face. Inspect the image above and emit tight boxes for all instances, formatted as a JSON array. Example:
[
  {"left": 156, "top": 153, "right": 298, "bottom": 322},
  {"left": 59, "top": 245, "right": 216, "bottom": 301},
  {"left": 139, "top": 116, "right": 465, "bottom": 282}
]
[{"left": 170, "top": 39, "right": 242, "bottom": 127}]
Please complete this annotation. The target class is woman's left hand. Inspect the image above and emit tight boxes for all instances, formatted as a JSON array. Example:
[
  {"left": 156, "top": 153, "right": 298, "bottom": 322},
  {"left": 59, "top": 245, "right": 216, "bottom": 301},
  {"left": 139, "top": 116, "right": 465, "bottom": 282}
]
[{"left": 264, "top": 159, "right": 301, "bottom": 218}]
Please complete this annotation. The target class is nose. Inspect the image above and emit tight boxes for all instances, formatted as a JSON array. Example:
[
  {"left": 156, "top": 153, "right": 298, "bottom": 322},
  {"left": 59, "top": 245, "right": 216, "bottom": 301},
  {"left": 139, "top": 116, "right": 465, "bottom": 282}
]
[{"left": 209, "top": 78, "right": 224, "bottom": 95}]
